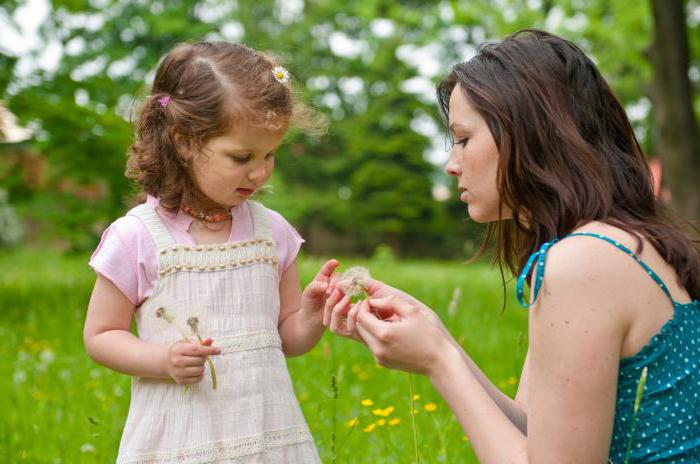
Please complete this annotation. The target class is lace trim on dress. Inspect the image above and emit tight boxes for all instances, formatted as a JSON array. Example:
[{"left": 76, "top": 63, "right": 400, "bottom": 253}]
[
  {"left": 216, "top": 330, "right": 282, "bottom": 354},
  {"left": 157, "top": 239, "right": 278, "bottom": 277},
  {"left": 116, "top": 426, "right": 313, "bottom": 464}
]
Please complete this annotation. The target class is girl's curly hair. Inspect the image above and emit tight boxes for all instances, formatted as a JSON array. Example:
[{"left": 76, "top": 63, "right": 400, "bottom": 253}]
[{"left": 126, "top": 41, "right": 326, "bottom": 212}]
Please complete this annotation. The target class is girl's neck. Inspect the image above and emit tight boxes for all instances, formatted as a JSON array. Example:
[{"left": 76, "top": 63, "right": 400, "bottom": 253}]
[{"left": 181, "top": 190, "right": 231, "bottom": 217}]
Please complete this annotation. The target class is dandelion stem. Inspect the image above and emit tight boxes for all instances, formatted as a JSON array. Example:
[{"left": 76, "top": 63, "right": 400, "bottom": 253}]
[
  {"left": 407, "top": 373, "right": 420, "bottom": 464},
  {"left": 624, "top": 366, "right": 648, "bottom": 464},
  {"left": 187, "top": 317, "right": 218, "bottom": 390}
]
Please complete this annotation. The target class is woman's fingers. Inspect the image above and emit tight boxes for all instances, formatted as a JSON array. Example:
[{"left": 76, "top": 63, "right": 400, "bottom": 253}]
[
  {"left": 368, "top": 296, "right": 416, "bottom": 317},
  {"left": 355, "top": 300, "right": 384, "bottom": 352},
  {"left": 347, "top": 302, "right": 360, "bottom": 333}
]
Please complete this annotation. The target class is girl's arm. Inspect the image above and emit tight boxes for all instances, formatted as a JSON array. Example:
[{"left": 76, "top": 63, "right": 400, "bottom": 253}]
[
  {"left": 278, "top": 259, "right": 338, "bottom": 357},
  {"left": 84, "top": 274, "right": 219, "bottom": 382},
  {"left": 354, "top": 238, "right": 627, "bottom": 463}
]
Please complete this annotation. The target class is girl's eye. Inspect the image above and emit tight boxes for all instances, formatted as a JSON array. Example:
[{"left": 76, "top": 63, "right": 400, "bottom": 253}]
[
  {"left": 265, "top": 153, "right": 276, "bottom": 160},
  {"left": 230, "top": 155, "right": 250, "bottom": 164}
]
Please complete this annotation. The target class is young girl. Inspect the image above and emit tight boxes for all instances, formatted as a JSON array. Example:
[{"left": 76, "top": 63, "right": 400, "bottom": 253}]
[
  {"left": 84, "top": 41, "right": 333, "bottom": 463},
  {"left": 325, "top": 30, "right": 700, "bottom": 462}
]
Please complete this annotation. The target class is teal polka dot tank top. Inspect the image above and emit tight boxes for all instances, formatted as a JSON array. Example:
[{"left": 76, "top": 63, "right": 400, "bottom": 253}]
[{"left": 517, "top": 232, "right": 700, "bottom": 463}]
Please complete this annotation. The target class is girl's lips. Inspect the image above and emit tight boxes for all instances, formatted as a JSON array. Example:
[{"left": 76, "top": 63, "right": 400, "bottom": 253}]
[{"left": 236, "top": 188, "right": 255, "bottom": 197}]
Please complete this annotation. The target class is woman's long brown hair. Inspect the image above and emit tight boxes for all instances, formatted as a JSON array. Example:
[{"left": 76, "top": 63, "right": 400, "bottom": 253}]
[{"left": 438, "top": 29, "right": 700, "bottom": 300}]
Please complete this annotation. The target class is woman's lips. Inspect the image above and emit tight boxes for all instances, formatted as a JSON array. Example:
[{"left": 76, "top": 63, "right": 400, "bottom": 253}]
[{"left": 236, "top": 188, "right": 255, "bottom": 197}]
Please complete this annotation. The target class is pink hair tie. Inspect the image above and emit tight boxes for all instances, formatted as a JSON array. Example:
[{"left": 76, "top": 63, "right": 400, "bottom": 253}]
[{"left": 157, "top": 95, "right": 171, "bottom": 107}]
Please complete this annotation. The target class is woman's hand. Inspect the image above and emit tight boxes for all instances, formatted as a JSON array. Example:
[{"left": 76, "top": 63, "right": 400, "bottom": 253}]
[
  {"left": 164, "top": 338, "right": 221, "bottom": 385},
  {"left": 354, "top": 296, "right": 452, "bottom": 376},
  {"left": 323, "top": 278, "right": 450, "bottom": 343}
]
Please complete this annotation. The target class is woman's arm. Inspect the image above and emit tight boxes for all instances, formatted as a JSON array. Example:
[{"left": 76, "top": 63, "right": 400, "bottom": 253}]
[
  {"left": 325, "top": 279, "right": 528, "bottom": 433},
  {"left": 354, "top": 238, "right": 627, "bottom": 463},
  {"left": 278, "top": 259, "right": 338, "bottom": 357},
  {"left": 84, "top": 275, "right": 220, "bottom": 383}
]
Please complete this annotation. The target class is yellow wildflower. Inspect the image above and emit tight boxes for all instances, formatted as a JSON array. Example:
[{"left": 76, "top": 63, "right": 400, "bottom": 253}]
[
  {"left": 377, "top": 419, "right": 386, "bottom": 426},
  {"left": 389, "top": 418, "right": 401, "bottom": 426},
  {"left": 363, "top": 423, "right": 376, "bottom": 433},
  {"left": 507, "top": 376, "right": 518, "bottom": 385},
  {"left": 412, "top": 394, "right": 420, "bottom": 401},
  {"left": 361, "top": 399, "right": 374, "bottom": 406},
  {"left": 347, "top": 417, "right": 360, "bottom": 428},
  {"left": 424, "top": 402, "right": 437, "bottom": 412}
]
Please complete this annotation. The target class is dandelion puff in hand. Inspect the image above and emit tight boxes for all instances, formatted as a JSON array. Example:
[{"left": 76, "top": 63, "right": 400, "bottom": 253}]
[{"left": 337, "top": 266, "right": 371, "bottom": 298}]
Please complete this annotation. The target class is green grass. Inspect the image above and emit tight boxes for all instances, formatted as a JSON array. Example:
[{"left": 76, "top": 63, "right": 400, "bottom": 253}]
[{"left": 0, "top": 249, "right": 528, "bottom": 463}]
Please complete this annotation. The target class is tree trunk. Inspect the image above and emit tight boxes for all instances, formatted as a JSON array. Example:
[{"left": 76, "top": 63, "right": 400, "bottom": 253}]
[{"left": 649, "top": 0, "right": 700, "bottom": 225}]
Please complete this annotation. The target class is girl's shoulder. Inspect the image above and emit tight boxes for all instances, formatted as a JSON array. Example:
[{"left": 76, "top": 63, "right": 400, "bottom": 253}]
[{"left": 250, "top": 201, "right": 303, "bottom": 242}]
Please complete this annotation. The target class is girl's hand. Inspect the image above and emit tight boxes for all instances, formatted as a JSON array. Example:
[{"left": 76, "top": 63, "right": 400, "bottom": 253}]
[
  {"left": 164, "top": 338, "right": 221, "bottom": 385},
  {"left": 354, "top": 295, "right": 452, "bottom": 376},
  {"left": 324, "top": 278, "right": 449, "bottom": 343},
  {"left": 300, "top": 259, "right": 339, "bottom": 326}
]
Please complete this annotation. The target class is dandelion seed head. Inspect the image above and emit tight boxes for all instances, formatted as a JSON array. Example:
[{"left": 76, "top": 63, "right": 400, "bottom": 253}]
[
  {"left": 338, "top": 266, "right": 371, "bottom": 297},
  {"left": 187, "top": 317, "right": 200, "bottom": 332}
]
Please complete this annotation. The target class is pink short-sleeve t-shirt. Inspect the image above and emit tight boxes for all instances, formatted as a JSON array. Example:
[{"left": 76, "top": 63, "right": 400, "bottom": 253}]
[{"left": 89, "top": 196, "right": 304, "bottom": 306}]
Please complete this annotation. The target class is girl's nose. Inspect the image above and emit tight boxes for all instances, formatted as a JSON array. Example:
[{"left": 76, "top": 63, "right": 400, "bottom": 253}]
[{"left": 248, "top": 163, "right": 270, "bottom": 183}]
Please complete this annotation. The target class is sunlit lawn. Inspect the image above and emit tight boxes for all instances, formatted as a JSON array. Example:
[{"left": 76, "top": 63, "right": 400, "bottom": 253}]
[{"left": 1, "top": 249, "right": 527, "bottom": 463}]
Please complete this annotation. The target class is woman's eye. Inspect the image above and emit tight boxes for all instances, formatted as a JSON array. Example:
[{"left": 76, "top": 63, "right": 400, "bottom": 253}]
[{"left": 455, "top": 138, "right": 469, "bottom": 147}]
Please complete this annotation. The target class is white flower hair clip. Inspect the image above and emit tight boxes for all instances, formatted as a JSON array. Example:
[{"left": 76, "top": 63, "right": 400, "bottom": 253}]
[{"left": 272, "top": 65, "right": 290, "bottom": 84}]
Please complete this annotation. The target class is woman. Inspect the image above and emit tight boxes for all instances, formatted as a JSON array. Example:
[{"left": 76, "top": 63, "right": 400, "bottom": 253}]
[{"left": 324, "top": 30, "right": 700, "bottom": 463}]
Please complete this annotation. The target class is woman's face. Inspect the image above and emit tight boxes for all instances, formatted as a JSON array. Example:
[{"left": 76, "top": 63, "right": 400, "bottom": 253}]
[{"left": 444, "top": 85, "right": 512, "bottom": 223}]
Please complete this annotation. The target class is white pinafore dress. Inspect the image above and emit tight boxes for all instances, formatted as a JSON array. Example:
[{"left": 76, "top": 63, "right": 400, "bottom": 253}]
[{"left": 116, "top": 201, "right": 321, "bottom": 464}]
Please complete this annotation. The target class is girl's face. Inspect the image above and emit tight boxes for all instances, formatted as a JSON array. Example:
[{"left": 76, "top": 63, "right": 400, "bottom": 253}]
[
  {"left": 444, "top": 85, "right": 512, "bottom": 223},
  {"left": 188, "top": 124, "right": 283, "bottom": 208}
]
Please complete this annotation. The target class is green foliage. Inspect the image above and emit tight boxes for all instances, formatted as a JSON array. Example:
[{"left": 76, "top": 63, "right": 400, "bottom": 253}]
[
  {"left": 0, "top": 249, "right": 527, "bottom": 463},
  {"left": 0, "top": 189, "right": 23, "bottom": 247},
  {"left": 1, "top": 0, "right": 695, "bottom": 253}
]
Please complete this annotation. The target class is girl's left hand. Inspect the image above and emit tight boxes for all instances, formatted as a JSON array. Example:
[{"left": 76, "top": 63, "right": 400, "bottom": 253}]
[
  {"left": 354, "top": 296, "right": 451, "bottom": 376},
  {"left": 300, "top": 259, "right": 339, "bottom": 324}
]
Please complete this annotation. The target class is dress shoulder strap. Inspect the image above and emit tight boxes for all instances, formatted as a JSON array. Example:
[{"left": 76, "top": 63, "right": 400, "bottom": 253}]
[
  {"left": 126, "top": 203, "right": 176, "bottom": 249},
  {"left": 246, "top": 201, "right": 272, "bottom": 241},
  {"left": 516, "top": 232, "right": 674, "bottom": 308}
]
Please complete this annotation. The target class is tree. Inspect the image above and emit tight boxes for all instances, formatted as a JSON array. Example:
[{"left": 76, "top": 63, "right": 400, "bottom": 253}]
[{"left": 650, "top": 0, "right": 700, "bottom": 225}]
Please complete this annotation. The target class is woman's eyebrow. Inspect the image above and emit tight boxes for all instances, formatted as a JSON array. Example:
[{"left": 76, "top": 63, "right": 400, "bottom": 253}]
[{"left": 449, "top": 122, "right": 468, "bottom": 132}]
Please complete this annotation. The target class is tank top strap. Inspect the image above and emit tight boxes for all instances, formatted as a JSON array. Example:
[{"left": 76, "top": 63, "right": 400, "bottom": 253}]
[
  {"left": 246, "top": 200, "right": 273, "bottom": 241},
  {"left": 516, "top": 238, "right": 560, "bottom": 308},
  {"left": 126, "top": 203, "right": 176, "bottom": 250},
  {"left": 516, "top": 232, "right": 674, "bottom": 309},
  {"left": 566, "top": 232, "right": 674, "bottom": 302}
]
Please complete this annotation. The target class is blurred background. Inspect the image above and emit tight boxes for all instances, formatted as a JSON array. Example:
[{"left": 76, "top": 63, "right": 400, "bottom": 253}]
[
  {"left": 1, "top": 1, "right": 699, "bottom": 463},
  {"left": 1, "top": 0, "right": 698, "bottom": 257}
]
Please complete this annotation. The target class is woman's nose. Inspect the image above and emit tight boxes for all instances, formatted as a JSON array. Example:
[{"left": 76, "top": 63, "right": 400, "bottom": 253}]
[{"left": 444, "top": 150, "right": 461, "bottom": 177}]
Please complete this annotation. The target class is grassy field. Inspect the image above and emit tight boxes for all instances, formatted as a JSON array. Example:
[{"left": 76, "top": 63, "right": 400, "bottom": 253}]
[{"left": 0, "top": 249, "right": 528, "bottom": 463}]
